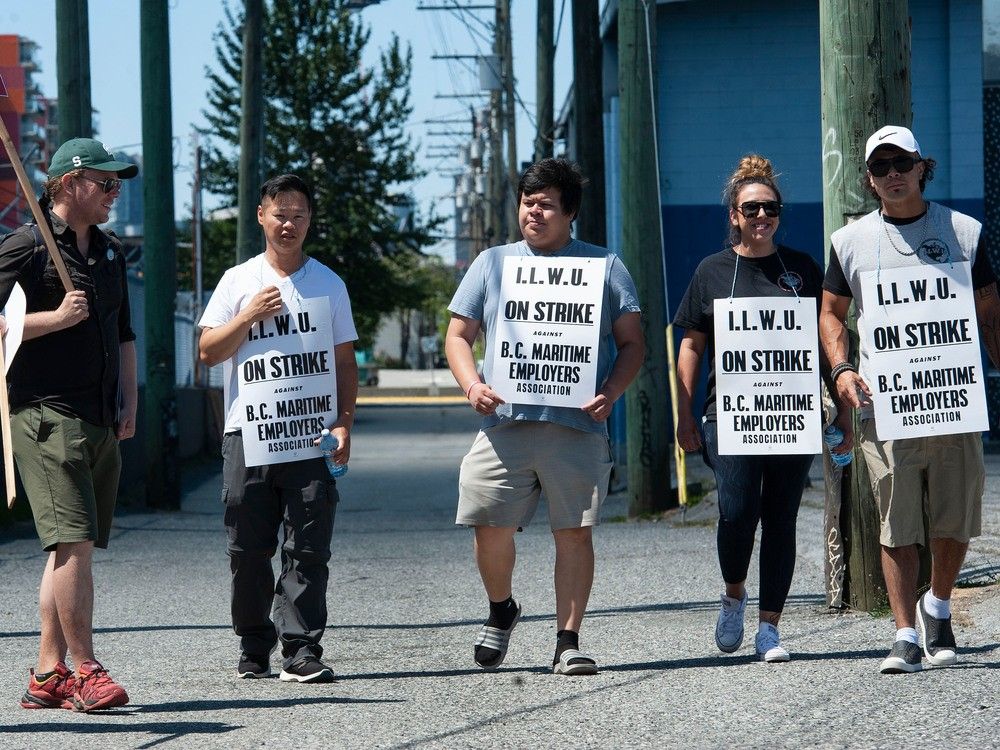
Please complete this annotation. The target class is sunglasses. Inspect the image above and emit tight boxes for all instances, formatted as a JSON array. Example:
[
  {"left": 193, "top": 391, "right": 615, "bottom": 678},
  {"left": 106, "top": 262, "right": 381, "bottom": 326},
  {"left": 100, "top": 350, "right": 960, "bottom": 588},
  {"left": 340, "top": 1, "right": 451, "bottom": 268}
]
[
  {"left": 867, "top": 156, "right": 920, "bottom": 178},
  {"left": 78, "top": 175, "right": 123, "bottom": 193},
  {"left": 738, "top": 201, "right": 782, "bottom": 219}
]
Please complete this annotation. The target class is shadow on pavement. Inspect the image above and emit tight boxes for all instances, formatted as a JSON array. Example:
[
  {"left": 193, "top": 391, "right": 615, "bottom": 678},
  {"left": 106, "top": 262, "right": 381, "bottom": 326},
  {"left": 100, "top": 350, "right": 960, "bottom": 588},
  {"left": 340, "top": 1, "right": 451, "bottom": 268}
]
[
  {"left": 604, "top": 641, "right": 1000, "bottom": 672},
  {"left": 6, "top": 721, "right": 239, "bottom": 749},
  {"left": 136, "top": 695, "right": 403, "bottom": 712}
]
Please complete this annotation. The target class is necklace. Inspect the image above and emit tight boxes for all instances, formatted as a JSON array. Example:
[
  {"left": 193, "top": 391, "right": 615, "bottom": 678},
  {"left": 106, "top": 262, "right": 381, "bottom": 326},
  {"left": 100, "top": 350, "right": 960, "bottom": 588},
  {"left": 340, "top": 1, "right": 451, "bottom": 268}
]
[{"left": 882, "top": 205, "right": 930, "bottom": 257}]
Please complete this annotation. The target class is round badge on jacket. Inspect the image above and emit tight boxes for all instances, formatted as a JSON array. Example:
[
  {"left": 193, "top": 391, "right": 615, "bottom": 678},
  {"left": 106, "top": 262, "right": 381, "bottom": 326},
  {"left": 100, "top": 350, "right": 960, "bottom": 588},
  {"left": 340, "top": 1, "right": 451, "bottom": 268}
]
[{"left": 778, "top": 271, "right": 803, "bottom": 293}]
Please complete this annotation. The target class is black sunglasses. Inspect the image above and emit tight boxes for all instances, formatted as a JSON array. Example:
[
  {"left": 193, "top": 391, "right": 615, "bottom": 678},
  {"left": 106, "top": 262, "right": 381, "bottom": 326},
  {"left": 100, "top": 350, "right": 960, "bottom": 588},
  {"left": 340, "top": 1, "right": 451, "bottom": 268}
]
[
  {"left": 78, "top": 175, "right": 123, "bottom": 193},
  {"left": 867, "top": 156, "right": 920, "bottom": 178},
  {"left": 738, "top": 200, "right": 782, "bottom": 219}
]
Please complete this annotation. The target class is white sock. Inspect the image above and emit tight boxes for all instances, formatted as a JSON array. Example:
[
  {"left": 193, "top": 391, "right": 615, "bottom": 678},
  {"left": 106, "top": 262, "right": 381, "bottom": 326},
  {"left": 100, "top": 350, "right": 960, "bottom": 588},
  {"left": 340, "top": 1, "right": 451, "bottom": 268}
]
[
  {"left": 896, "top": 627, "right": 919, "bottom": 645},
  {"left": 923, "top": 590, "right": 951, "bottom": 619}
]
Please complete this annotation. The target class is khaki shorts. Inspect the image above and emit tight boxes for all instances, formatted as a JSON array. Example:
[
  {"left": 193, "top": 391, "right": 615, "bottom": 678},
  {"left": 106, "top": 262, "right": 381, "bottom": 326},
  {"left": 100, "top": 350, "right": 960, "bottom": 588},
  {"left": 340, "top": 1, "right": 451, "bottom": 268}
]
[
  {"left": 457, "top": 421, "right": 613, "bottom": 531},
  {"left": 11, "top": 404, "right": 121, "bottom": 551},
  {"left": 860, "top": 419, "right": 983, "bottom": 547}
]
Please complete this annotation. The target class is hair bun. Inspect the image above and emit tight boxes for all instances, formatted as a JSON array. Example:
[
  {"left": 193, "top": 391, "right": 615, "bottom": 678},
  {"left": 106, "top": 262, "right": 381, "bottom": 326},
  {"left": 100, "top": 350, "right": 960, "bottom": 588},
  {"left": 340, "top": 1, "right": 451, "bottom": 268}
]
[{"left": 733, "top": 154, "right": 774, "bottom": 182}]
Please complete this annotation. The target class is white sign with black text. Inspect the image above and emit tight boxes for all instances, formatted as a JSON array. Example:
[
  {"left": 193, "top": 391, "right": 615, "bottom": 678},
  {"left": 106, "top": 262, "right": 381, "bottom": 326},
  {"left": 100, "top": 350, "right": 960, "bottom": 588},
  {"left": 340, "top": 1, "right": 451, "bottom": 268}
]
[
  {"left": 861, "top": 262, "right": 987, "bottom": 440},
  {"left": 238, "top": 295, "right": 337, "bottom": 467},
  {"left": 490, "top": 255, "right": 605, "bottom": 408},
  {"left": 713, "top": 297, "right": 822, "bottom": 455}
]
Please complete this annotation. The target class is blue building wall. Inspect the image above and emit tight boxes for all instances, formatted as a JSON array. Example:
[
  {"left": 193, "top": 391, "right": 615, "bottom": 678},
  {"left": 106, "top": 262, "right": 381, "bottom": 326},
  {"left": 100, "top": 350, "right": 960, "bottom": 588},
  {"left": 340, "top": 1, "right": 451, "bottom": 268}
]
[
  {"left": 598, "top": 0, "right": 985, "bottom": 430},
  {"left": 602, "top": 0, "right": 984, "bottom": 317}
]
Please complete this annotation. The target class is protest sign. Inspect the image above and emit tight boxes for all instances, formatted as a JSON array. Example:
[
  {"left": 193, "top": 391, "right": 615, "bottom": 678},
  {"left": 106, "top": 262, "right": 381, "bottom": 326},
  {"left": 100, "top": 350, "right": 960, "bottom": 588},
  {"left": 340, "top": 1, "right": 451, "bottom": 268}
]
[
  {"left": 861, "top": 262, "right": 987, "bottom": 439},
  {"left": 238, "top": 295, "right": 337, "bottom": 467},
  {"left": 489, "top": 255, "right": 605, "bottom": 408},
  {"left": 713, "top": 296, "right": 821, "bottom": 454}
]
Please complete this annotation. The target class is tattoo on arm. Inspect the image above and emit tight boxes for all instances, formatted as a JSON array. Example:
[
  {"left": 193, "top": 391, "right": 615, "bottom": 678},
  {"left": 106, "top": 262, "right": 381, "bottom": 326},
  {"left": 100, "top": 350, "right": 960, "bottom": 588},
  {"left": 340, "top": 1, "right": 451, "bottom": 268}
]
[{"left": 978, "top": 285, "right": 1000, "bottom": 369}]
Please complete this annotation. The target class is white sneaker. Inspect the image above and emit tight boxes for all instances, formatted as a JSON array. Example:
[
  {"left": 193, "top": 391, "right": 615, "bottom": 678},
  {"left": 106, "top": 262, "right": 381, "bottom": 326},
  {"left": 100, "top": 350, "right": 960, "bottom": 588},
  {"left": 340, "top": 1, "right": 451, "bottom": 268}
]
[
  {"left": 755, "top": 622, "right": 790, "bottom": 662},
  {"left": 715, "top": 592, "right": 747, "bottom": 653}
]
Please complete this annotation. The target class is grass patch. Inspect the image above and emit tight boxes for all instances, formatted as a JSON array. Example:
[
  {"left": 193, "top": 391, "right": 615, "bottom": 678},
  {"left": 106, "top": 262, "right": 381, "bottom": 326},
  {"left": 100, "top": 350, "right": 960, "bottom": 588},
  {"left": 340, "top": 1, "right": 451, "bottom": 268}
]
[{"left": 867, "top": 595, "right": 892, "bottom": 619}]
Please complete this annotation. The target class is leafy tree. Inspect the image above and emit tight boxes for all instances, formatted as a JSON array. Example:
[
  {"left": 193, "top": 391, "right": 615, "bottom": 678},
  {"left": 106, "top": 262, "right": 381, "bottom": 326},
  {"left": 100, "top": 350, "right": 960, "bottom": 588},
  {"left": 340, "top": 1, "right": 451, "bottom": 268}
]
[
  {"left": 200, "top": 0, "right": 442, "bottom": 347},
  {"left": 385, "top": 252, "right": 457, "bottom": 366}
]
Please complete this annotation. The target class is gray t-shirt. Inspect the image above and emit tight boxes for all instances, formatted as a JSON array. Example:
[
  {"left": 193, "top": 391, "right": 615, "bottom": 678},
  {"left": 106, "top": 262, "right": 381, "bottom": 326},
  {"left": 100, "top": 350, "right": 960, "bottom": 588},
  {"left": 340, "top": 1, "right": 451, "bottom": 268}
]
[
  {"left": 825, "top": 202, "right": 985, "bottom": 419},
  {"left": 449, "top": 239, "right": 641, "bottom": 436}
]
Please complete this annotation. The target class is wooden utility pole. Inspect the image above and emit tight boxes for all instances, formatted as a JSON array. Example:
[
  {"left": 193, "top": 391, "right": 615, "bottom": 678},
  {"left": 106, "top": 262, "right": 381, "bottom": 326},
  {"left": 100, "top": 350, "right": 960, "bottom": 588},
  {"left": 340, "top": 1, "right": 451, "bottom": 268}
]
[
  {"left": 572, "top": 0, "right": 606, "bottom": 247},
  {"left": 140, "top": 0, "right": 179, "bottom": 509},
  {"left": 819, "top": 0, "right": 911, "bottom": 610},
  {"left": 236, "top": 0, "right": 264, "bottom": 262},
  {"left": 499, "top": 0, "right": 519, "bottom": 242},
  {"left": 55, "top": 0, "right": 92, "bottom": 139},
  {"left": 534, "top": 0, "right": 553, "bottom": 161},
  {"left": 618, "top": 0, "right": 672, "bottom": 515}
]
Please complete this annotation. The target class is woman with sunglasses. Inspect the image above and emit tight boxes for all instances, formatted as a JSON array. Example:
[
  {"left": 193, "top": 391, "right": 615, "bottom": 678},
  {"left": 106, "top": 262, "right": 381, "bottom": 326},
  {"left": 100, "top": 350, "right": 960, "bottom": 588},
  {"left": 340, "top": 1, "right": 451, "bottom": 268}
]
[{"left": 673, "top": 155, "right": 826, "bottom": 662}]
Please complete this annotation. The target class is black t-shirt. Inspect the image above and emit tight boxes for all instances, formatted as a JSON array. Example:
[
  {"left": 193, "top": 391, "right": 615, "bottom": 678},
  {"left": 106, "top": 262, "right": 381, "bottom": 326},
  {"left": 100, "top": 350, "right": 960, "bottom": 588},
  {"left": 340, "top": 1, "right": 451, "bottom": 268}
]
[
  {"left": 673, "top": 245, "right": 824, "bottom": 421},
  {"left": 0, "top": 205, "right": 135, "bottom": 427}
]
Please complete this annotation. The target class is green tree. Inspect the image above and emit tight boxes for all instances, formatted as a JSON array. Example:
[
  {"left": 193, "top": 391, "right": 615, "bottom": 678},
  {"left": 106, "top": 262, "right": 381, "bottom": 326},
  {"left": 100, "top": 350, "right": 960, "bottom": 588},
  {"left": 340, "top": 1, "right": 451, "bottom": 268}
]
[
  {"left": 385, "top": 252, "right": 457, "bottom": 366},
  {"left": 200, "top": 0, "right": 442, "bottom": 347}
]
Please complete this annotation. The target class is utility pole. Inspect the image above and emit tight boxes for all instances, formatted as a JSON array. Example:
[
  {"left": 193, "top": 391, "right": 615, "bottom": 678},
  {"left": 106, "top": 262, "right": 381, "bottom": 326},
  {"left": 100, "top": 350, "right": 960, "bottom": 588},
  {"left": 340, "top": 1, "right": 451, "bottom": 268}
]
[
  {"left": 572, "top": 0, "right": 605, "bottom": 247},
  {"left": 819, "top": 0, "right": 911, "bottom": 610},
  {"left": 488, "top": 15, "right": 505, "bottom": 248},
  {"left": 499, "top": 0, "right": 519, "bottom": 242},
  {"left": 236, "top": 0, "right": 264, "bottom": 263},
  {"left": 534, "top": 0, "right": 553, "bottom": 161},
  {"left": 140, "top": 0, "right": 179, "bottom": 509},
  {"left": 55, "top": 0, "right": 92, "bottom": 140},
  {"left": 618, "top": 0, "right": 671, "bottom": 515},
  {"left": 192, "top": 133, "right": 205, "bottom": 387}
]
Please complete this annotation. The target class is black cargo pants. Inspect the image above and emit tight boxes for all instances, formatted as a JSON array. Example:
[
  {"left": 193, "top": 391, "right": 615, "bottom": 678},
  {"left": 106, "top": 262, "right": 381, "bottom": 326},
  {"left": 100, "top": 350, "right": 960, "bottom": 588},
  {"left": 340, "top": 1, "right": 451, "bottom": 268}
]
[{"left": 221, "top": 433, "right": 339, "bottom": 667}]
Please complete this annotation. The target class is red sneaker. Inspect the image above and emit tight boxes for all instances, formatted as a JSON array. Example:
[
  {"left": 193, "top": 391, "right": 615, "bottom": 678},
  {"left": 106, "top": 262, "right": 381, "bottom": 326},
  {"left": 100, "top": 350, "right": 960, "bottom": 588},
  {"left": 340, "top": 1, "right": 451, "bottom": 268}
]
[
  {"left": 20, "top": 661, "right": 76, "bottom": 709},
  {"left": 71, "top": 660, "right": 129, "bottom": 712}
]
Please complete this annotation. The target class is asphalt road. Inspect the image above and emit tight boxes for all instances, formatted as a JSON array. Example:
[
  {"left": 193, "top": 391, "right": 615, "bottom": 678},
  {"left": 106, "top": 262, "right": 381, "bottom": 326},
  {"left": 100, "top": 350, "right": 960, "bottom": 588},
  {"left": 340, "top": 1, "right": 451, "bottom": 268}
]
[{"left": 0, "top": 404, "right": 997, "bottom": 749}]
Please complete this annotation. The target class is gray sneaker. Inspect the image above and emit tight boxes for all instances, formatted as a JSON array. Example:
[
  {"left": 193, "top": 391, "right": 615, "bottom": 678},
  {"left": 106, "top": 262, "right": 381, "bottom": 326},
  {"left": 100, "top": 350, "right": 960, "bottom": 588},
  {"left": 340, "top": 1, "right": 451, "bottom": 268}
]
[
  {"left": 879, "top": 640, "right": 922, "bottom": 674},
  {"left": 715, "top": 591, "right": 747, "bottom": 653},
  {"left": 917, "top": 594, "right": 958, "bottom": 667}
]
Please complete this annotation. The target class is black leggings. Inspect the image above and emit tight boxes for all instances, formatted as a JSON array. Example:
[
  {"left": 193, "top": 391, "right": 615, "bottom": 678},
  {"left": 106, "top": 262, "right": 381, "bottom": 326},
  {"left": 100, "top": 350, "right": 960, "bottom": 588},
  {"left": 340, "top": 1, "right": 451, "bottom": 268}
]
[{"left": 702, "top": 421, "right": 812, "bottom": 613}]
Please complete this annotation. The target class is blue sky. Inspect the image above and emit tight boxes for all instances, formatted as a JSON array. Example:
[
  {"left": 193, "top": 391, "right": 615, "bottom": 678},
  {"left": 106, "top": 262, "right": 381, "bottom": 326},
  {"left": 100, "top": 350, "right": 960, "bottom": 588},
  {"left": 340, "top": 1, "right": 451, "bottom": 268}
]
[{"left": 4, "top": 0, "right": 575, "bottom": 262}]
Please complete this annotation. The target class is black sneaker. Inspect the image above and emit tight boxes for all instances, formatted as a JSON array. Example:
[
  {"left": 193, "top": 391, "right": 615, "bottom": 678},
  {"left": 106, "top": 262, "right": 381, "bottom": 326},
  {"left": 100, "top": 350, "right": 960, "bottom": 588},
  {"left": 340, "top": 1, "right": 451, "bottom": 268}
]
[
  {"left": 279, "top": 656, "right": 335, "bottom": 683},
  {"left": 237, "top": 651, "right": 272, "bottom": 679},
  {"left": 917, "top": 594, "right": 958, "bottom": 667},
  {"left": 879, "top": 640, "right": 923, "bottom": 674}
]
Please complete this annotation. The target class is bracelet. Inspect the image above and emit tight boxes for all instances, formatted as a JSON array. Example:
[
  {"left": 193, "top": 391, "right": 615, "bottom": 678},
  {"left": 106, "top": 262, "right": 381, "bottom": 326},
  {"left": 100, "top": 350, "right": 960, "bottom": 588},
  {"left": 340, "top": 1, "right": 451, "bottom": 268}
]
[
  {"left": 465, "top": 381, "right": 481, "bottom": 398},
  {"left": 830, "top": 362, "right": 858, "bottom": 382}
]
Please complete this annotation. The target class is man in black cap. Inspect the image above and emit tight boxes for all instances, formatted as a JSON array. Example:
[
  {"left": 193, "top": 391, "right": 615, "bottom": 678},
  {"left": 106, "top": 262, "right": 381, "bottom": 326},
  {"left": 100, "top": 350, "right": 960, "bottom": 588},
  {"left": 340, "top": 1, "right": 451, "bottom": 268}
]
[{"left": 0, "top": 138, "right": 139, "bottom": 711}]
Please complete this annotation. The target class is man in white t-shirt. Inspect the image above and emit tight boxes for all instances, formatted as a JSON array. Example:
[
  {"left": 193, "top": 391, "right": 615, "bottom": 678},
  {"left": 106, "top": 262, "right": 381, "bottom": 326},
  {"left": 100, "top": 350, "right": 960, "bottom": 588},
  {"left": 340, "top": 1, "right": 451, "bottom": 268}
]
[{"left": 199, "top": 174, "right": 358, "bottom": 683}]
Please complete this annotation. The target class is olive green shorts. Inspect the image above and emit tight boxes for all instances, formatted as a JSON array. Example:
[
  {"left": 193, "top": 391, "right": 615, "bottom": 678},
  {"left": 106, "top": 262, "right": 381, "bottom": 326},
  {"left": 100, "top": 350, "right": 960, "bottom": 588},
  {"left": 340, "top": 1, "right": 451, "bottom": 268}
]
[{"left": 11, "top": 404, "right": 121, "bottom": 551}]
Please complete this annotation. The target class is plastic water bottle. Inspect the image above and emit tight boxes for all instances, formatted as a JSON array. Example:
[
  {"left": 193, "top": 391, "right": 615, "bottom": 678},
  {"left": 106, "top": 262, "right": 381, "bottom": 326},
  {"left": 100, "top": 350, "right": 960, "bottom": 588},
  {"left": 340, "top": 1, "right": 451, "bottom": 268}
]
[
  {"left": 319, "top": 429, "right": 348, "bottom": 478},
  {"left": 823, "top": 425, "right": 853, "bottom": 467}
]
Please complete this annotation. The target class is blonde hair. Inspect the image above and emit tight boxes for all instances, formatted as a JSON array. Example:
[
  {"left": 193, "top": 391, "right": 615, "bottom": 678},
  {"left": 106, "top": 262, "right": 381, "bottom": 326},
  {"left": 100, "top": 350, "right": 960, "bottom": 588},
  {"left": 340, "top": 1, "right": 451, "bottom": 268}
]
[
  {"left": 722, "top": 154, "right": 782, "bottom": 245},
  {"left": 43, "top": 168, "right": 84, "bottom": 200}
]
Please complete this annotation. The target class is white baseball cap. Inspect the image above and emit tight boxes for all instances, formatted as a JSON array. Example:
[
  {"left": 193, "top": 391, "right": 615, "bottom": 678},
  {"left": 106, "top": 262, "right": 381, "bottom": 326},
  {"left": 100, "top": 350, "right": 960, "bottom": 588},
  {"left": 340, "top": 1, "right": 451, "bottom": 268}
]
[{"left": 864, "top": 125, "right": 921, "bottom": 162}]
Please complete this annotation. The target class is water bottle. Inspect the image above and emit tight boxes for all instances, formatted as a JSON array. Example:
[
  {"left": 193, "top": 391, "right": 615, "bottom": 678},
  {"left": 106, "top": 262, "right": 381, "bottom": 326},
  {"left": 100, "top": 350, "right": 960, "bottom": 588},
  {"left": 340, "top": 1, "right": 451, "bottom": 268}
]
[
  {"left": 823, "top": 425, "right": 853, "bottom": 467},
  {"left": 319, "top": 429, "right": 348, "bottom": 478}
]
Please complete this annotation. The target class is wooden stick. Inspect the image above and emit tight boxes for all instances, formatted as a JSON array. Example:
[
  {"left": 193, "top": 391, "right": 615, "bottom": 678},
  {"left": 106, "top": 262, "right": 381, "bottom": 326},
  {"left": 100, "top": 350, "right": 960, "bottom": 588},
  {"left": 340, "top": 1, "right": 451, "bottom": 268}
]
[
  {"left": 0, "top": 114, "right": 74, "bottom": 293},
  {"left": 0, "top": 335, "right": 15, "bottom": 509}
]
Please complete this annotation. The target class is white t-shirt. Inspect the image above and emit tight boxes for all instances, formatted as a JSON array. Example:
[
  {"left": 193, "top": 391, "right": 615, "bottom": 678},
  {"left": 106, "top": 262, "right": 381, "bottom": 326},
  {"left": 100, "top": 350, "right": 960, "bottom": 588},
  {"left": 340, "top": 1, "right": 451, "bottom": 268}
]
[{"left": 199, "top": 254, "right": 358, "bottom": 434}]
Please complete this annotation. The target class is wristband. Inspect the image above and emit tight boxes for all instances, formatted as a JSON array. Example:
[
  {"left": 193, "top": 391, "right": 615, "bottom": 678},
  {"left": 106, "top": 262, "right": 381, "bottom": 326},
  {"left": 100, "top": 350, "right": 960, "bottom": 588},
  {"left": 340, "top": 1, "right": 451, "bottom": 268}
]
[
  {"left": 465, "top": 381, "right": 481, "bottom": 398},
  {"left": 830, "top": 362, "right": 858, "bottom": 382}
]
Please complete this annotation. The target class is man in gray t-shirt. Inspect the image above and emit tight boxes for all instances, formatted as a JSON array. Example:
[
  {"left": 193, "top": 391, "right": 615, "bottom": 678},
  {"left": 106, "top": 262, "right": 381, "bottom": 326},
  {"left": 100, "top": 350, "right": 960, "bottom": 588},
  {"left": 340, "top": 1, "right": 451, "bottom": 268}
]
[
  {"left": 446, "top": 158, "right": 643, "bottom": 675},
  {"left": 820, "top": 126, "right": 1000, "bottom": 676}
]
